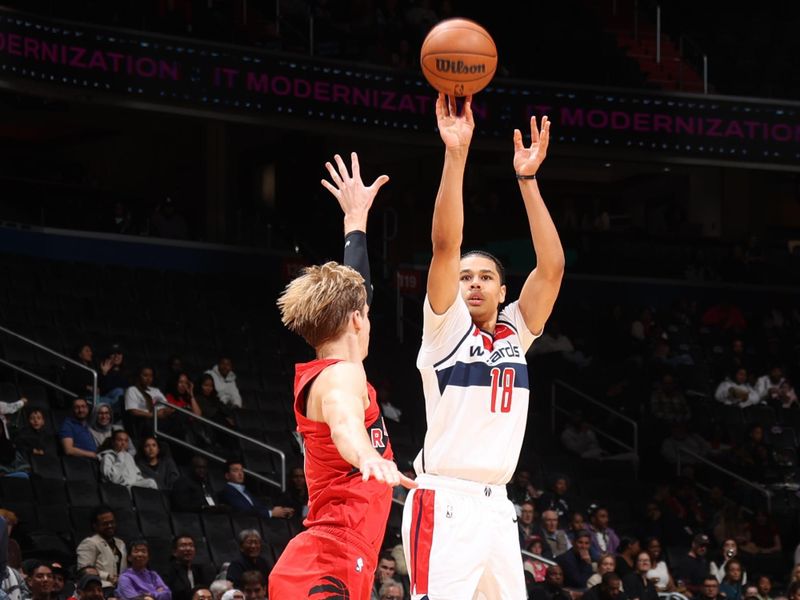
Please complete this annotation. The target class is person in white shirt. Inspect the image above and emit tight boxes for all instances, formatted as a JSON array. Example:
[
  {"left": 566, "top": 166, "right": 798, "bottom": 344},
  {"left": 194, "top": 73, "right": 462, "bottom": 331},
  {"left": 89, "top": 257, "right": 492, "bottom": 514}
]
[
  {"left": 99, "top": 430, "right": 157, "bottom": 490},
  {"left": 0, "top": 396, "right": 27, "bottom": 439},
  {"left": 124, "top": 366, "right": 172, "bottom": 437},
  {"left": 714, "top": 368, "right": 760, "bottom": 408},
  {"left": 205, "top": 358, "right": 242, "bottom": 409},
  {"left": 755, "top": 366, "right": 798, "bottom": 408}
]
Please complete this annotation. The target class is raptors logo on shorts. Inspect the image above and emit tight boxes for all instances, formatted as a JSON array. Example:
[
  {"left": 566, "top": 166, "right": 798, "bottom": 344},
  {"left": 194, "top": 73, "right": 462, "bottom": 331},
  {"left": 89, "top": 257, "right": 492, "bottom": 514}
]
[{"left": 308, "top": 576, "right": 350, "bottom": 599}]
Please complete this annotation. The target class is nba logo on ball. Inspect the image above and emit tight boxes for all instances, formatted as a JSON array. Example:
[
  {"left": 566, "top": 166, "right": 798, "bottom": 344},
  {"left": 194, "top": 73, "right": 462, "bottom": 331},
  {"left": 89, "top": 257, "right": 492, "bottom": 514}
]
[{"left": 420, "top": 18, "right": 498, "bottom": 97}]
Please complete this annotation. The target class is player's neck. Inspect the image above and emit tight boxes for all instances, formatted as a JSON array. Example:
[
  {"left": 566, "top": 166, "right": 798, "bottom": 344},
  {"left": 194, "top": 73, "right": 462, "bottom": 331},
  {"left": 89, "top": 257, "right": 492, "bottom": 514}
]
[
  {"left": 316, "top": 335, "right": 363, "bottom": 363},
  {"left": 472, "top": 313, "right": 498, "bottom": 334}
]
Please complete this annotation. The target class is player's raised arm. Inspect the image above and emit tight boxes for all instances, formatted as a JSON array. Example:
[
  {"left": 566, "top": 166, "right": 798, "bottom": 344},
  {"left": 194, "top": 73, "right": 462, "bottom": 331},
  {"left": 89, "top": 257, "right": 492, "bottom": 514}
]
[
  {"left": 312, "top": 361, "right": 415, "bottom": 489},
  {"left": 514, "top": 116, "right": 565, "bottom": 335},
  {"left": 321, "top": 152, "right": 389, "bottom": 307},
  {"left": 428, "top": 93, "right": 474, "bottom": 314}
]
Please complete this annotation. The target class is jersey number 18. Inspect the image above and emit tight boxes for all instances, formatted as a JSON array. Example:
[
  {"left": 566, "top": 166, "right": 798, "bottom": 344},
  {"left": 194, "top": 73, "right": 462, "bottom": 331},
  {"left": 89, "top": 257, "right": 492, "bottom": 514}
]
[{"left": 489, "top": 367, "right": 515, "bottom": 413}]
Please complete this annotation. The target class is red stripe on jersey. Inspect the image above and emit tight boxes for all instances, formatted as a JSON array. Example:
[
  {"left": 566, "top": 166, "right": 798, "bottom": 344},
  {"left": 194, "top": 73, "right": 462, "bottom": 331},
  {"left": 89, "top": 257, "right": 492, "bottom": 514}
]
[
  {"left": 410, "top": 489, "right": 435, "bottom": 595},
  {"left": 494, "top": 323, "right": 514, "bottom": 341}
]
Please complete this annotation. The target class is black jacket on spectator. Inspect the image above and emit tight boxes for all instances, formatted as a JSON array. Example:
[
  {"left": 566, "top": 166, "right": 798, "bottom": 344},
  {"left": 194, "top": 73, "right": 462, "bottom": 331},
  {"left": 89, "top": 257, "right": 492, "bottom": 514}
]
[
  {"left": 582, "top": 582, "right": 630, "bottom": 600},
  {"left": 615, "top": 556, "right": 635, "bottom": 579},
  {"left": 556, "top": 549, "right": 593, "bottom": 589},
  {"left": 13, "top": 425, "right": 57, "bottom": 457},
  {"left": 226, "top": 553, "right": 274, "bottom": 588},
  {"left": 170, "top": 476, "right": 216, "bottom": 512},
  {"left": 623, "top": 573, "right": 659, "bottom": 600},
  {"left": 137, "top": 456, "right": 181, "bottom": 491},
  {"left": 163, "top": 559, "right": 215, "bottom": 600},
  {"left": 673, "top": 554, "right": 709, "bottom": 592},
  {"left": 530, "top": 583, "right": 573, "bottom": 600}
]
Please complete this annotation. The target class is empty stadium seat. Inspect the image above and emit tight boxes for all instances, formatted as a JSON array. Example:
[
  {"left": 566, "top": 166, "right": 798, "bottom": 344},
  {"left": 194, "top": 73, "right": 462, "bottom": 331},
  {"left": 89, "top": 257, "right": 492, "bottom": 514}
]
[
  {"left": 30, "top": 454, "right": 64, "bottom": 480},
  {"left": 32, "top": 478, "right": 68, "bottom": 506},
  {"left": 170, "top": 512, "right": 204, "bottom": 541},
  {"left": 100, "top": 482, "right": 132, "bottom": 510},
  {"left": 66, "top": 480, "right": 101, "bottom": 507}
]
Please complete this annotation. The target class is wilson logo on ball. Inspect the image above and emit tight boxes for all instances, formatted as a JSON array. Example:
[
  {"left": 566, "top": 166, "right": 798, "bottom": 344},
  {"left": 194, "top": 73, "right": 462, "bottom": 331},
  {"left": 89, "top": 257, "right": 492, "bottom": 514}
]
[{"left": 434, "top": 59, "right": 487, "bottom": 74}]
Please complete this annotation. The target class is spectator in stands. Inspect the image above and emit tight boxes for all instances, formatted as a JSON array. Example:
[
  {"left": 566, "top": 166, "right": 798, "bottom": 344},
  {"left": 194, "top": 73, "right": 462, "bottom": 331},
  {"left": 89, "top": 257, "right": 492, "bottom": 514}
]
[
  {"left": 715, "top": 368, "right": 760, "bottom": 408},
  {"left": 556, "top": 530, "right": 593, "bottom": 589},
  {"left": 615, "top": 536, "right": 641, "bottom": 579},
  {"left": 218, "top": 460, "right": 294, "bottom": 519},
  {"left": 225, "top": 530, "right": 273, "bottom": 589},
  {"left": 538, "top": 476, "right": 573, "bottom": 524},
  {"left": 165, "top": 373, "right": 211, "bottom": 446},
  {"left": 623, "top": 552, "right": 658, "bottom": 600},
  {"left": 136, "top": 436, "right": 180, "bottom": 491},
  {"left": 567, "top": 511, "right": 587, "bottom": 544},
  {"left": 209, "top": 581, "right": 232, "bottom": 600},
  {"left": 741, "top": 508, "right": 781, "bottom": 557},
  {"left": 13, "top": 407, "right": 55, "bottom": 458},
  {"left": 744, "top": 584, "right": 761, "bottom": 600},
  {"left": 527, "top": 319, "right": 591, "bottom": 368},
  {"left": 719, "top": 558, "right": 745, "bottom": 600},
  {"left": 164, "top": 535, "right": 215, "bottom": 600},
  {"left": 192, "top": 588, "right": 212, "bottom": 600},
  {"left": 89, "top": 403, "right": 121, "bottom": 449},
  {"left": 195, "top": 374, "right": 234, "bottom": 429},
  {"left": 734, "top": 425, "right": 773, "bottom": 481},
  {"left": 1, "top": 557, "right": 28, "bottom": 600},
  {"left": 165, "top": 374, "right": 202, "bottom": 416},
  {"left": 673, "top": 534, "right": 710, "bottom": 596},
  {"left": 76, "top": 506, "right": 128, "bottom": 591},
  {"left": 524, "top": 536, "right": 549, "bottom": 583},
  {"left": 660, "top": 424, "right": 714, "bottom": 465},
  {"left": 63, "top": 343, "right": 97, "bottom": 400},
  {"left": 756, "top": 575, "right": 773, "bottom": 600},
  {"left": 702, "top": 302, "right": 747, "bottom": 333},
  {"left": 530, "top": 564, "right": 572, "bottom": 600},
  {"left": 710, "top": 539, "right": 747, "bottom": 584},
  {"left": 98, "top": 344, "right": 128, "bottom": 415},
  {"left": 755, "top": 366, "right": 797, "bottom": 409},
  {"left": 29, "top": 563, "right": 53, "bottom": 600},
  {"left": 697, "top": 576, "right": 725, "bottom": 600},
  {"left": 220, "top": 590, "right": 244, "bottom": 600},
  {"left": 650, "top": 374, "right": 691, "bottom": 424},
  {"left": 275, "top": 465, "right": 309, "bottom": 524},
  {"left": 542, "top": 509, "right": 572, "bottom": 557},
  {"left": 0, "top": 509, "right": 21, "bottom": 569},
  {"left": 587, "top": 554, "right": 618, "bottom": 589},
  {"left": 99, "top": 430, "right": 157, "bottom": 490},
  {"left": 59, "top": 397, "right": 97, "bottom": 459},
  {"left": 75, "top": 573, "right": 104, "bottom": 600},
  {"left": 713, "top": 505, "right": 750, "bottom": 548},
  {"left": 67, "top": 567, "right": 101, "bottom": 600},
  {"left": 582, "top": 572, "right": 625, "bottom": 600},
  {"left": 0, "top": 395, "right": 26, "bottom": 441},
  {"left": 50, "top": 563, "right": 67, "bottom": 600},
  {"left": 517, "top": 501, "right": 541, "bottom": 549},
  {"left": 507, "top": 467, "right": 541, "bottom": 507},
  {"left": 205, "top": 358, "right": 242, "bottom": 409},
  {"left": 587, "top": 505, "right": 620, "bottom": 561},
  {"left": 644, "top": 538, "right": 673, "bottom": 592},
  {"left": 561, "top": 412, "right": 638, "bottom": 465},
  {"left": 151, "top": 196, "right": 189, "bottom": 240},
  {"left": 124, "top": 367, "right": 173, "bottom": 439},
  {"left": 239, "top": 572, "right": 265, "bottom": 600},
  {"left": 377, "top": 581, "right": 403, "bottom": 600},
  {"left": 116, "top": 539, "right": 171, "bottom": 600},
  {"left": 371, "top": 553, "right": 401, "bottom": 600},
  {"left": 171, "top": 456, "right": 218, "bottom": 513}
]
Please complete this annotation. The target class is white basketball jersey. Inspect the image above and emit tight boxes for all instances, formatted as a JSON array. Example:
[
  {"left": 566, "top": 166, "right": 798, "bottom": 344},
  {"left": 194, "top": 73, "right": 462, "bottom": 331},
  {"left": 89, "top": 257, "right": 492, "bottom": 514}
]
[{"left": 413, "top": 296, "right": 538, "bottom": 485}]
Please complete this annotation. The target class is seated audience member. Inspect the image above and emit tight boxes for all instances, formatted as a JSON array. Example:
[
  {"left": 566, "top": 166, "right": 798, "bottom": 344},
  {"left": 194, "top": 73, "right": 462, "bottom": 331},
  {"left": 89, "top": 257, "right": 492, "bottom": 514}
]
[
  {"left": 719, "top": 559, "right": 745, "bottom": 600},
  {"left": 220, "top": 590, "right": 244, "bottom": 600},
  {"left": 0, "top": 510, "right": 22, "bottom": 569},
  {"left": 530, "top": 565, "right": 572, "bottom": 600},
  {"left": 98, "top": 344, "right": 128, "bottom": 414},
  {"left": 741, "top": 509, "right": 781, "bottom": 557},
  {"left": 76, "top": 506, "right": 128, "bottom": 590},
  {"left": 75, "top": 573, "right": 105, "bottom": 600},
  {"left": 734, "top": 425, "right": 773, "bottom": 481},
  {"left": 587, "top": 505, "right": 620, "bottom": 561},
  {"left": 275, "top": 466, "right": 309, "bottom": 521},
  {"left": 195, "top": 374, "right": 234, "bottom": 429},
  {"left": 191, "top": 588, "right": 213, "bottom": 600},
  {"left": 524, "top": 536, "right": 550, "bottom": 583},
  {"left": 116, "top": 539, "right": 171, "bottom": 600},
  {"left": 756, "top": 575, "right": 773, "bottom": 600},
  {"left": 164, "top": 535, "right": 215, "bottom": 600},
  {"left": 29, "top": 563, "right": 54, "bottom": 600},
  {"left": 743, "top": 584, "right": 761, "bottom": 600},
  {"left": 63, "top": 344, "right": 97, "bottom": 399},
  {"left": 99, "top": 430, "right": 157, "bottom": 490},
  {"left": 171, "top": 456, "right": 218, "bottom": 512},
  {"left": 205, "top": 358, "right": 242, "bottom": 409},
  {"left": 755, "top": 366, "right": 797, "bottom": 408},
  {"left": 710, "top": 539, "right": 747, "bottom": 584},
  {"left": 376, "top": 580, "right": 403, "bottom": 600},
  {"left": 650, "top": 374, "right": 691, "bottom": 423},
  {"left": 542, "top": 509, "right": 572, "bottom": 558},
  {"left": 698, "top": 576, "right": 725, "bottom": 600},
  {"left": 623, "top": 552, "right": 659, "bottom": 600},
  {"left": 0, "top": 396, "right": 26, "bottom": 440},
  {"left": 209, "top": 581, "right": 232, "bottom": 600},
  {"left": 567, "top": 511, "right": 587, "bottom": 544},
  {"left": 59, "top": 397, "right": 97, "bottom": 459},
  {"left": 218, "top": 460, "right": 294, "bottom": 520},
  {"left": 715, "top": 368, "right": 759, "bottom": 408},
  {"left": 644, "top": 537, "right": 673, "bottom": 592},
  {"left": 582, "top": 572, "right": 626, "bottom": 600},
  {"left": 240, "top": 572, "right": 266, "bottom": 600},
  {"left": 587, "top": 554, "right": 619, "bottom": 589},
  {"left": 165, "top": 373, "right": 201, "bottom": 415},
  {"left": 639, "top": 501, "right": 687, "bottom": 547},
  {"left": 225, "top": 530, "right": 274, "bottom": 589},
  {"left": 660, "top": 424, "right": 714, "bottom": 465},
  {"left": 556, "top": 530, "right": 594, "bottom": 589},
  {"left": 136, "top": 436, "right": 180, "bottom": 491},
  {"left": 561, "top": 413, "right": 638, "bottom": 464},
  {"left": 673, "top": 534, "right": 710, "bottom": 596},
  {"left": 50, "top": 563, "right": 68, "bottom": 600},
  {"left": 517, "top": 501, "right": 542, "bottom": 550},
  {"left": 538, "top": 476, "right": 573, "bottom": 524},
  {"left": 124, "top": 366, "right": 172, "bottom": 438},
  {"left": 507, "top": 467, "right": 541, "bottom": 507},
  {"left": 615, "top": 537, "right": 641, "bottom": 579},
  {"left": 372, "top": 552, "right": 403, "bottom": 600},
  {"left": 89, "top": 403, "right": 122, "bottom": 450},
  {"left": 13, "top": 407, "right": 56, "bottom": 458}
]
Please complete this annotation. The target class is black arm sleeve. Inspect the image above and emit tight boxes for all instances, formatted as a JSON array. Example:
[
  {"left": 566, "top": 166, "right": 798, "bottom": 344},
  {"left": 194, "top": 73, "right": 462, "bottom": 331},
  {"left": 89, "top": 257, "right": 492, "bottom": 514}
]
[{"left": 343, "top": 230, "right": 373, "bottom": 305}]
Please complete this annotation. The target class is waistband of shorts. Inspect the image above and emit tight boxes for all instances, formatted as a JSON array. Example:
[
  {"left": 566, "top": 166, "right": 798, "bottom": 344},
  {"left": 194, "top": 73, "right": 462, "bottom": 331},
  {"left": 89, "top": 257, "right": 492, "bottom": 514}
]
[
  {"left": 414, "top": 473, "right": 508, "bottom": 500},
  {"left": 308, "top": 525, "right": 378, "bottom": 561}
]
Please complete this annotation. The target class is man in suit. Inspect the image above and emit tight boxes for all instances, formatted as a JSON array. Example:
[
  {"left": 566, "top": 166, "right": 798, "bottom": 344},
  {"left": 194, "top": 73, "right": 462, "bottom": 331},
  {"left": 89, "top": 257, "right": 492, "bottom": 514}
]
[
  {"left": 171, "top": 456, "right": 219, "bottom": 513},
  {"left": 75, "top": 506, "right": 128, "bottom": 591},
  {"left": 163, "top": 535, "right": 215, "bottom": 600},
  {"left": 218, "top": 460, "right": 294, "bottom": 519}
]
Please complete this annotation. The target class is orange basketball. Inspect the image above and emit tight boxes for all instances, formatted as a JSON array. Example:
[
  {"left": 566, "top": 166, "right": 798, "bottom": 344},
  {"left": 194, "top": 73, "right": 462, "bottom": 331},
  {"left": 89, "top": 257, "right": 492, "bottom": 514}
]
[{"left": 420, "top": 18, "right": 497, "bottom": 97}]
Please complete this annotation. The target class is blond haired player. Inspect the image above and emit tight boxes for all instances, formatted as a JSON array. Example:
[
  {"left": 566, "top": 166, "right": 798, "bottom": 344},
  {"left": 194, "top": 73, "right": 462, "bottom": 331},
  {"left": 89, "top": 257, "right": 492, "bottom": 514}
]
[{"left": 401, "top": 93, "right": 565, "bottom": 599}]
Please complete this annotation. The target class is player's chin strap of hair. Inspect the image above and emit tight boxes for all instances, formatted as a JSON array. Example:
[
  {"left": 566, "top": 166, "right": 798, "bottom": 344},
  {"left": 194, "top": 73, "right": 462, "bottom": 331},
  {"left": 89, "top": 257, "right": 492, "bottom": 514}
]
[{"left": 344, "top": 230, "right": 373, "bottom": 306}]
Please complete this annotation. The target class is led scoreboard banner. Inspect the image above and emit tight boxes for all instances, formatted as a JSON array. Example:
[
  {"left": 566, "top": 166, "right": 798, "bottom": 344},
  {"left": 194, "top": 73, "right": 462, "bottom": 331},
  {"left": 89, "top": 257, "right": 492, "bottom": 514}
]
[{"left": 0, "top": 7, "right": 799, "bottom": 170}]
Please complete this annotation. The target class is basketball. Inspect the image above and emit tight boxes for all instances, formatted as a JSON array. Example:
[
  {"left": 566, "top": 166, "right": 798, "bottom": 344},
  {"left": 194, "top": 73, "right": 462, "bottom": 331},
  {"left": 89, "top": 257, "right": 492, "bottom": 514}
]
[{"left": 420, "top": 18, "right": 497, "bottom": 97}]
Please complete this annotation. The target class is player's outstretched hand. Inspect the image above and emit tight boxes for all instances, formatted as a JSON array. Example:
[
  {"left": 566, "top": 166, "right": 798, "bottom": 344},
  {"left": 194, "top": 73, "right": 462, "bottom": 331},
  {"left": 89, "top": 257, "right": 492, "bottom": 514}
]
[
  {"left": 359, "top": 455, "right": 418, "bottom": 490},
  {"left": 436, "top": 92, "right": 474, "bottom": 150},
  {"left": 513, "top": 115, "right": 550, "bottom": 177},
  {"left": 321, "top": 152, "right": 389, "bottom": 232}
]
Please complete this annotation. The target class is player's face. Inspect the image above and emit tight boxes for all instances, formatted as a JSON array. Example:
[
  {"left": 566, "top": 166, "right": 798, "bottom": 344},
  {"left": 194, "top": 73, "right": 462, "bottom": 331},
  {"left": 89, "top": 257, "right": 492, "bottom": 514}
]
[{"left": 459, "top": 256, "right": 506, "bottom": 322}]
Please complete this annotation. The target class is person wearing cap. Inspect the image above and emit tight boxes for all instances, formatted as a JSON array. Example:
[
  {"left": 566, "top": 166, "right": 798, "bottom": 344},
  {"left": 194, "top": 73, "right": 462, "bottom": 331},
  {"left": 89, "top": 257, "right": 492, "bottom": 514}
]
[
  {"left": 556, "top": 530, "right": 594, "bottom": 589},
  {"left": 76, "top": 574, "right": 104, "bottom": 600},
  {"left": 673, "top": 534, "right": 711, "bottom": 596},
  {"left": 50, "top": 563, "right": 68, "bottom": 600}
]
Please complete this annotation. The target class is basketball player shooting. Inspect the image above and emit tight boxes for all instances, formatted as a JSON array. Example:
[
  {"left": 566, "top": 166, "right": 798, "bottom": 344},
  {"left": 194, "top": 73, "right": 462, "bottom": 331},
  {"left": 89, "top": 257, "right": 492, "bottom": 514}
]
[
  {"left": 270, "top": 153, "right": 415, "bottom": 600},
  {"left": 401, "top": 93, "right": 564, "bottom": 599}
]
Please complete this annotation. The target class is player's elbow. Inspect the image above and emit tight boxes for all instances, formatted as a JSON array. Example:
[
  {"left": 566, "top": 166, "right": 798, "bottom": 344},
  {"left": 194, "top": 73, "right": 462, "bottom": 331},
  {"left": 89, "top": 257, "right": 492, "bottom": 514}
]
[{"left": 539, "top": 257, "right": 565, "bottom": 281}]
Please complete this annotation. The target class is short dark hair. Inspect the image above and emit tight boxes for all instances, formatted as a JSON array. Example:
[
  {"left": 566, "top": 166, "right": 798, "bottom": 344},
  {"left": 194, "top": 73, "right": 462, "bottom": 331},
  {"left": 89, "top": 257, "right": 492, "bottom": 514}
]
[
  {"left": 112, "top": 429, "right": 129, "bottom": 442},
  {"left": 91, "top": 505, "right": 114, "bottom": 526},
  {"left": 172, "top": 534, "right": 195, "bottom": 549},
  {"left": 461, "top": 250, "right": 506, "bottom": 284},
  {"left": 240, "top": 571, "right": 264, "bottom": 587},
  {"left": 225, "top": 459, "right": 243, "bottom": 472},
  {"left": 127, "top": 538, "right": 149, "bottom": 553},
  {"left": 378, "top": 551, "right": 395, "bottom": 564},
  {"left": 704, "top": 576, "right": 719, "bottom": 585}
]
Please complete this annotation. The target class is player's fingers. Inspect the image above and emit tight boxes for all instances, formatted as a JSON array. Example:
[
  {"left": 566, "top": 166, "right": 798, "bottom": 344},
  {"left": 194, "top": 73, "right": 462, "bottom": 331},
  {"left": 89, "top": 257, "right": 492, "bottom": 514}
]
[
  {"left": 350, "top": 151, "right": 361, "bottom": 181},
  {"left": 448, "top": 94, "right": 456, "bottom": 118},
  {"left": 435, "top": 93, "right": 445, "bottom": 119},
  {"left": 384, "top": 465, "right": 400, "bottom": 487},
  {"left": 320, "top": 179, "right": 341, "bottom": 199},
  {"left": 464, "top": 96, "right": 474, "bottom": 125},
  {"left": 530, "top": 116, "right": 540, "bottom": 144},
  {"left": 334, "top": 153, "right": 351, "bottom": 181},
  {"left": 370, "top": 174, "right": 390, "bottom": 192},
  {"left": 399, "top": 474, "right": 419, "bottom": 489},
  {"left": 324, "top": 161, "right": 342, "bottom": 185},
  {"left": 513, "top": 129, "right": 524, "bottom": 153}
]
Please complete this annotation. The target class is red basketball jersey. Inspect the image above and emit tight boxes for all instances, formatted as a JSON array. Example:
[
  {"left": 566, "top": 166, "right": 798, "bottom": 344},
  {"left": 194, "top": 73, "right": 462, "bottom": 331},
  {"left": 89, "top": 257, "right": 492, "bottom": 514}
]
[{"left": 293, "top": 358, "right": 394, "bottom": 556}]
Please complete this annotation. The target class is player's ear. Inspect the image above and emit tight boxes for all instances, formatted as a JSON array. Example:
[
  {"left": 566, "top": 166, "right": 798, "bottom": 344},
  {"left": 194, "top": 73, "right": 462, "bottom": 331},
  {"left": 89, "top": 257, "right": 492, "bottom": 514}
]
[
  {"left": 351, "top": 309, "right": 364, "bottom": 332},
  {"left": 499, "top": 284, "right": 507, "bottom": 304}
]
